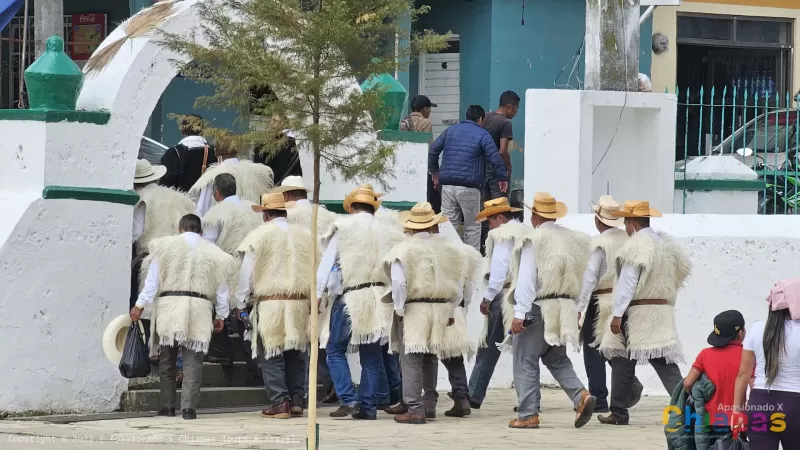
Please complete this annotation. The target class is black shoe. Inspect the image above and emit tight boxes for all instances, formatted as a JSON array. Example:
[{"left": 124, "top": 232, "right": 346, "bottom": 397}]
[
  {"left": 158, "top": 408, "right": 175, "bottom": 417},
  {"left": 597, "top": 414, "right": 628, "bottom": 425},
  {"left": 628, "top": 380, "right": 644, "bottom": 409},
  {"left": 469, "top": 400, "right": 481, "bottom": 410},
  {"left": 182, "top": 409, "right": 197, "bottom": 420},
  {"left": 322, "top": 389, "right": 339, "bottom": 404},
  {"left": 329, "top": 402, "right": 360, "bottom": 418},
  {"left": 351, "top": 412, "right": 377, "bottom": 420}
]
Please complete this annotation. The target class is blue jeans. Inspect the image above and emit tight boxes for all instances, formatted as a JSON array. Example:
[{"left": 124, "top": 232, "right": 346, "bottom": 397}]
[
  {"left": 325, "top": 297, "right": 383, "bottom": 416},
  {"left": 377, "top": 344, "right": 401, "bottom": 404},
  {"left": 468, "top": 295, "right": 504, "bottom": 405}
]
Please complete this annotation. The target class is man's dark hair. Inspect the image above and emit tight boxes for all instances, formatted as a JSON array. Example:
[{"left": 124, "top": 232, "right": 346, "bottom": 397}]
[
  {"left": 265, "top": 209, "right": 288, "bottom": 219},
  {"left": 351, "top": 202, "right": 376, "bottom": 214},
  {"left": 180, "top": 114, "right": 204, "bottom": 136},
  {"left": 410, "top": 95, "right": 433, "bottom": 112},
  {"left": 632, "top": 217, "right": 650, "bottom": 228},
  {"left": 179, "top": 214, "right": 203, "bottom": 234},
  {"left": 249, "top": 84, "right": 278, "bottom": 114},
  {"left": 466, "top": 105, "right": 486, "bottom": 122},
  {"left": 213, "top": 173, "right": 237, "bottom": 198},
  {"left": 493, "top": 211, "right": 514, "bottom": 221},
  {"left": 499, "top": 90, "right": 521, "bottom": 107}
]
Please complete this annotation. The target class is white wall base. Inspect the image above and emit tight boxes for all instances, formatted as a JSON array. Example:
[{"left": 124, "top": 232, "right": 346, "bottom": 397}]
[
  {"left": 674, "top": 190, "right": 759, "bottom": 215},
  {"left": 525, "top": 89, "right": 677, "bottom": 214}
]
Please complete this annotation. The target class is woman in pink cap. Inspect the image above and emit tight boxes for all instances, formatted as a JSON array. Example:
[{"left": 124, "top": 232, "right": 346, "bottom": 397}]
[{"left": 732, "top": 279, "right": 800, "bottom": 449}]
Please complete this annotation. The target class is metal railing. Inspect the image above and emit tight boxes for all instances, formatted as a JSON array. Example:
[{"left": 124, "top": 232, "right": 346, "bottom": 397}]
[{"left": 675, "top": 85, "right": 800, "bottom": 214}]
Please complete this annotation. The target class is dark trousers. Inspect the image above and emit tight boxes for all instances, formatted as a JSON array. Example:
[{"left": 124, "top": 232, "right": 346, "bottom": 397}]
[
  {"left": 468, "top": 295, "right": 504, "bottom": 405},
  {"left": 747, "top": 389, "right": 800, "bottom": 450},
  {"left": 325, "top": 297, "right": 383, "bottom": 416},
  {"left": 442, "top": 356, "right": 469, "bottom": 401},
  {"left": 259, "top": 342, "right": 306, "bottom": 407},
  {"left": 159, "top": 345, "right": 203, "bottom": 410},
  {"left": 582, "top": 297, "right": 609, "bottom": 410},
  {"left": 609, "top": 356, "right": 682, "bottom": 422},
  {"left": 427, "top": 172, "right": 441, "bottom": 214},
  {"left": 378, "top": 345, "right": 402, "bottom": 404},
  {"left": 130, "top": 246, "right": 151, "bottom": 345}
]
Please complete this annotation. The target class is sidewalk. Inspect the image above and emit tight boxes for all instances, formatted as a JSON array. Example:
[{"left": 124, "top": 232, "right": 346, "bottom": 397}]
[{"left": 0, "top": 389, "right": 669, "bottom": 449}]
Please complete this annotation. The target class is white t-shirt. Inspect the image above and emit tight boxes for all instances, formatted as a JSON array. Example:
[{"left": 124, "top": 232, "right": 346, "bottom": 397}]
[{"left": 743, "top": 319, "right": 800, "bottom": 393}]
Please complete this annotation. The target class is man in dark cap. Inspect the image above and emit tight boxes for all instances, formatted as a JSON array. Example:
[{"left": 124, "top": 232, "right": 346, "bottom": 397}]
[{"left": 400, "top": 95, "right": 436, "bottom": 133}]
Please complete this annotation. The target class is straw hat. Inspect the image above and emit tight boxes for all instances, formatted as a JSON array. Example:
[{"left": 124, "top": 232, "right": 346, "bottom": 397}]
[
  {"left": 269, "top": 175, "right": 312, "bottom": 194},
  {"left": 526, "top": 192, "right": 568, "bottom": 219},
  {"left": 252, "top": 192, "right": 287, "bottom": 212},
  {"left": 397, "top": 202, "right": 448, "bottom": 230},
  {"left": 475, "top": 197, "right": 523, "bottom": 223},
  {"left": 102, "top": 314, "right": 135, "bottom": 365},
  {"left": 343, "top": 184, "right": 382, "bottom": 210},
  {"left": 591, "top": 195, "right": 624, "bottom": 227},
  {"left": 611, "top": 200, "right": 663, "bottom": 218},
  {"left": 134, "top": 159, "right": 167, "bottom": 184}
]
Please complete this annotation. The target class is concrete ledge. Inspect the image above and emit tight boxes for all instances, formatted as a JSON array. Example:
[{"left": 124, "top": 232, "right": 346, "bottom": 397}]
[
  {"left": 674, "top": 179, "right": 767, "bottom": 191},
  {"left": 377, "top": 129, "right": 432, "bottom": 143},
  {"left": 121, "top": 387, "right": 269, "bottom": 412},
  {"left": 0, "top": 109, "right": 110, "bottom": 124},
  {"left": 42, "top": 186, "right": 139, "bottom": 205}
]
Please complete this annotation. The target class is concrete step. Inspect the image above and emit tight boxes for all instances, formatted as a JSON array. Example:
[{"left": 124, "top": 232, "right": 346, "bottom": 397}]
[
  {"left": 122, "top": 386, "right": 269, "bottom": 412},
  {"left": 128, "top": 362, "right": 263, "bottom": 390}
]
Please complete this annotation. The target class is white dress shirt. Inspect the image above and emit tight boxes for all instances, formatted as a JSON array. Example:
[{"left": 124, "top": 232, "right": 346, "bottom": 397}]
[
  {"left": 135, "top": 232, "right": 230, "bottom": 319},
  {"left": 195, "top": 158, "right": 240, "bottom": 217},
  {"left": 202, "top": 195, "right": 242, "bottom": 244},
  {"left": 576, "top": 228, "right": 616, "bottom": 313},
  {"left": 132, "top": 202, "right": 146, "bottom": 243},
  {"left": 234, "top": 217, "right": 289, "bottom": 309},
  {"left": 612, "top": 227, "right": 660, "bottom": 318},
  {"left": 482, "top": 220, "right": 521, "bottom": 302},
  {"left": 316, "top": 211, "right": 373, "bottom": 298}
]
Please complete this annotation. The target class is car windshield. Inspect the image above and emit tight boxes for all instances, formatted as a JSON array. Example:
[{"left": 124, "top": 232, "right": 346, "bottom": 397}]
[
  {"left": 139, "top": 137, "right": 168, "bottom": 165},
  {"left": 716, "top": 111, "right": 799, "bottom": 154}
]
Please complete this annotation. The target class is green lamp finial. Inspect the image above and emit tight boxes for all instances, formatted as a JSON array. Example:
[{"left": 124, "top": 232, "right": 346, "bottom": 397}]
[{"left": 24, "top": 35, "right": 84, "bottom": 111}]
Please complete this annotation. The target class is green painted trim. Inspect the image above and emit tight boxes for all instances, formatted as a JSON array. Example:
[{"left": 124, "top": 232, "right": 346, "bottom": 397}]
[
  {"left": 320, "top": 200, "right": 415, "bottom": 215},
  {"left": 0, "top": 109, "right": 110, "bottom": 124},
  {"left": 674, "top": 179, "right": 767, "bottom": 192},
  {"left": 377, "top": 129, "right": 432, "bottom": 143},
  {"left": 42, "top": 186, "right": 140, "bottom": 206}
]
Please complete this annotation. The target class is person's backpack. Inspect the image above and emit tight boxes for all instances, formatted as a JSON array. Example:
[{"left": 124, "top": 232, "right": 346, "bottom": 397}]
[{"left": 399, "top": 115, "right": 414, "bottom": 131}]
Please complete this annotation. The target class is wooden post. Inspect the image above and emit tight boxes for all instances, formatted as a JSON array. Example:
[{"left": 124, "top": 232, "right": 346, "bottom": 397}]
[
  {"left": 33, "top": 0, "right": 64, "bottom": 58},
  {"left": 307, "top": 203, "right": 319, "bottom": 450},
  {"left": 584, "top": 0, "right": 640, "bottom": 91}
]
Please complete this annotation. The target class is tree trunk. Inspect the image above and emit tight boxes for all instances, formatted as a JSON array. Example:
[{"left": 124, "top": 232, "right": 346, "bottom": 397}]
[
  {"left": 584, "top": 0, "right": 640, "bottom": 91},
  {"left": 307, "top": 83, "right": 321, "bottom": 448}
]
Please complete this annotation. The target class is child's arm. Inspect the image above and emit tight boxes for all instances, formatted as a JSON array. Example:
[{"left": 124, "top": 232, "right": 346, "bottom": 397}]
[{"left": 683, "top": 367, "right": 702, "bottom": 393}]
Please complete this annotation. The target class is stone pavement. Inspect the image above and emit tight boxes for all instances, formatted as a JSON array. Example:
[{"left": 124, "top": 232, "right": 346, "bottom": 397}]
[{"left": 0, "top": 389, "right": 670, "bottom": 449}]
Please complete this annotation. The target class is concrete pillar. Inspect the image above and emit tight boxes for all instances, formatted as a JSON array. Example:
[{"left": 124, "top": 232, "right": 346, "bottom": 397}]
[
  {"left": 674, "top": 156, "right": 763, "bottom": 214},
  {"left": 33, "top": 0, "right": 64, "bottom": 58},
  {"left": 585, "top": 0, "right": 640, "bottom": 91}
]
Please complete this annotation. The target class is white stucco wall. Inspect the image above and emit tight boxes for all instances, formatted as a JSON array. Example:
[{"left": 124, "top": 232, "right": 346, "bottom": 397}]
[
  {"left": 0, "top": 199, "right": 130, "bottom": 414},
  {"left": 525, "top": 89, "right": 677, "bottom": 214},
  {"left": 674, "top": 190, "right": 759, "bottom": 215},
  {"left": 299, "top": 141, "right": 427, "bottom": 202}
]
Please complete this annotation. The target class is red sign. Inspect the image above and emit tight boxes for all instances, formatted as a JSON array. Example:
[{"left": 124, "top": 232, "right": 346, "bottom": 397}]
[{"left": 70, "top": 13, "right": 106, "bottom": 61}]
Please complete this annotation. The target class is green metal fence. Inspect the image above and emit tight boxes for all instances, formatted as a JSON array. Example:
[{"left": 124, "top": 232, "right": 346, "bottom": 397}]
[{"left": 675, "top": 86, "right": 800, "bottom": 214}]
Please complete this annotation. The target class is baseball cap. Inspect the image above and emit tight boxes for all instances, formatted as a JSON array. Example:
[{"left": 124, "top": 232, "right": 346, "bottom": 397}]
[
  {"left": 411, "top": 95, "right": 437, "bottom": 110},
  {"left": 707, "top": 310, "right": 745, "bottom": 348}
]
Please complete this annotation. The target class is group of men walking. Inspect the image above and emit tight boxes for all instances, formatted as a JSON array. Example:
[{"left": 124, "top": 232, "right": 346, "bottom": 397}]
[{"left": 127, "top": 144, "right": 692, "bottom": 428}]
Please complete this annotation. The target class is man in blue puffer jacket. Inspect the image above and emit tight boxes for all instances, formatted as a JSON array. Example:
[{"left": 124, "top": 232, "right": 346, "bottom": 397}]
[{"left": 428, "top": 105, "right": 509, "bottom": 251}]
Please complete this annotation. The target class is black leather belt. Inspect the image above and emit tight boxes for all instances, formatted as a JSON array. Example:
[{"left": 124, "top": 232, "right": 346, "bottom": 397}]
[
  {"left": 159, "top": 291, "right": 210, "bottom": 301},
  {"left": 407, "top": 298, "right": 451, "bottom": 304},
  {"left": 343, "top": 282, "right": 385, "bottom": 294},
  {"left": 535, "top": 293, "right": 574, "bottom": 301}
]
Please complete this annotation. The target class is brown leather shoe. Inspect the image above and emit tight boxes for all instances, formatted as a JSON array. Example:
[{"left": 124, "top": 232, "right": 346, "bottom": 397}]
[
  {"left": 444, "top": 398, "right": 471, "bottom": 417},
  {"left": 290, "top": 394, "right": 303, "bottom": 417},
  {"left": 384, "top": 402, "right": 407, "bottom": 414},
  {"left": 574, "top": 390, "right": 597, "bottom": 428},
  {"left": 394, "top": 412, "right": 426, "bottom": 424},
  {"left": 508, "top": 415, "right": 540, "bottom": 428},
  {"left": 597, "top": 414, "right": 629, "bottom": 425},
  {"left": 261, "top": 401, "right": 291, "bottom": 419}
]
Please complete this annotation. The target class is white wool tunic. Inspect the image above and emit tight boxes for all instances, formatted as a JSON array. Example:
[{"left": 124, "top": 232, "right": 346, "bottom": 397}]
[
  {"left": 134, "top": 184, "right": 196, "bottom": 257},
  {"left": 189, "top": 159, "right": 274, "bottom": 214},
  {"left": 607, "top": 230, "right": 691, "bottom": 364},
  {"left": 587, "top": 228, "right": 629, "bottom": 350},
  {"left": 236, "top": 220, "right": 312, "bottom": 359},
  {"left": 286, "top": 199, "right": 339, "bottom": 238},
  {"left": 382, "top": 234, "right": 464, "bottom": 356},
  {"left": 202, "top": 199, "right": 263, "bottom": 255},
  {"left": 146, "top": 234, "right": 235, "bottom": 354}
]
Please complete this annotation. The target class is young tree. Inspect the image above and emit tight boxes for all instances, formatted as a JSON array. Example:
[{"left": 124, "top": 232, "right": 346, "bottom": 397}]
[{"left": 160, "top": 1, "right": 447, "bottom": 446}]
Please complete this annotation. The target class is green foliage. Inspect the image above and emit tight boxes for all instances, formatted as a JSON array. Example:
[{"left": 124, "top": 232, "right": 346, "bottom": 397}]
[{"left": 159, "top": 0, "right": 449, "bottom": 195}]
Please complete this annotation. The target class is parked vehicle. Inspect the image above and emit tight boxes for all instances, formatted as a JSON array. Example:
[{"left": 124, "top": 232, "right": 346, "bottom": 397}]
[{"left": 138, "top": 136, "right": 169, "bottom": 165}]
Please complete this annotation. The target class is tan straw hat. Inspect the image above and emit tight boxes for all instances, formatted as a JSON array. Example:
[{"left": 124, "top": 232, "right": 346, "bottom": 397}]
[
  {"left": 592, "top": 195, "right": 624, "bottom": 227},
  {"left": 252, "top": 192, "right": 287, "bottom": 212},
  {"left": 525, "top": 192, "right": 568, "bottom": 219},
  {"left": 475, "top": 197, "right": 523, "bottom": 223},
  {"left": 343, "top": 184, "right": 382, "bottom": 210},
  {"left": 269, "top": 175, "right": 312, "bottom": 194},
  {"left": 397, "top": 202, "right": 448, "bottom": 230},
  {"left": 134, "top": 159, "right": 167, "bottom": 184},
  {"left": 611, "top": 200, "right": 663, "bottom": 218}
]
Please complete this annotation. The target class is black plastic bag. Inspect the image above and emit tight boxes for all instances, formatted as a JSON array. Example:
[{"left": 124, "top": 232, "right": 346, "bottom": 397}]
[
  {"left": 713, "top": 433, "right": 750, "bottom": 450},
  {"left": 119, "top": 322, "right": 151, "bottom": 378}
]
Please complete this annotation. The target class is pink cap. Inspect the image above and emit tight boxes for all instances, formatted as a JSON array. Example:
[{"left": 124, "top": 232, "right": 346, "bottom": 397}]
[{"left": 768, "top": 279, "right": 800, "bottom": 320}]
